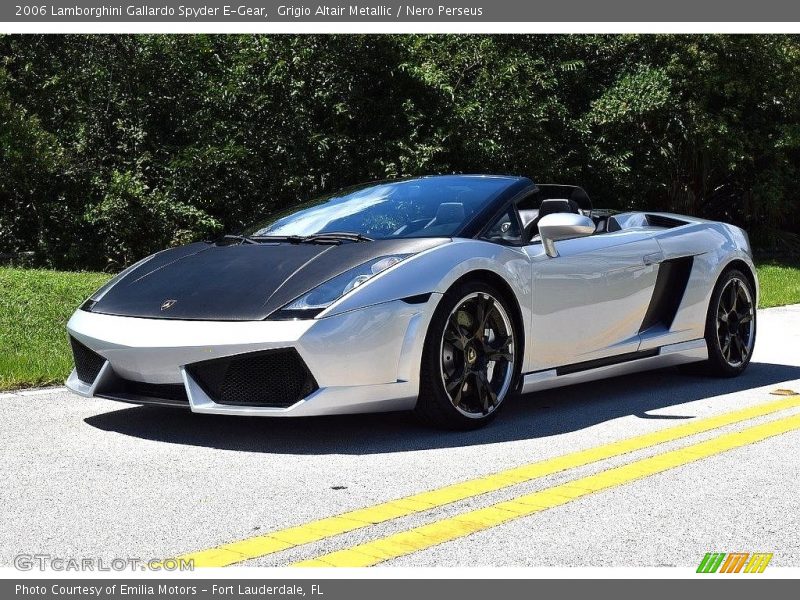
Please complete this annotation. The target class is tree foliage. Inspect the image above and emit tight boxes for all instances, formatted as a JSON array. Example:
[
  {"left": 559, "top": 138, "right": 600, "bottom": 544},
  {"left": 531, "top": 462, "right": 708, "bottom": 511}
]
[{"left": 1, "top": 34, "right": 799, "bottom": 269}]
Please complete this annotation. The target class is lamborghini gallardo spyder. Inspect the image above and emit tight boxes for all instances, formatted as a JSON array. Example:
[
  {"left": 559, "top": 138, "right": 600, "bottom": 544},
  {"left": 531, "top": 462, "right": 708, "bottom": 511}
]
[{"left": 67, "top": 175, "right": 757, "bottom": 429}]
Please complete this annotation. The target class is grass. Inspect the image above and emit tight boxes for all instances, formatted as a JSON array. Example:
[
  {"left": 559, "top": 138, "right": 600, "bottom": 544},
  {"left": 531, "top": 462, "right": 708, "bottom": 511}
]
[
  {"left": 0, "top": 267, "right": 110, "bottom": 391},
  {"left": 0, "top": 260, "right": 798, "bottom": 391},
  {"left": 756, "top": 260, "right": 800, "bottom": 308}
]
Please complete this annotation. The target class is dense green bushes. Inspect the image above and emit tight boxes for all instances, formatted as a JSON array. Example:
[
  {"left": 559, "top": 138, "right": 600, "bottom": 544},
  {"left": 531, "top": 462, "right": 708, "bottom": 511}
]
[{"left": 1, "top": 34, "right": 799, "bottom": 270}]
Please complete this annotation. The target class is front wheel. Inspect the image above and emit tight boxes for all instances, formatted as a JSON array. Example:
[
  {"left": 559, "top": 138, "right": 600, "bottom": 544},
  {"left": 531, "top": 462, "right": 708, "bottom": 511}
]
[
  {"left": 415, "top": 281, "right": 519, "bottom": 430},
  {"left": 699, "top": 268, "right": 757, "bottom": 377}
]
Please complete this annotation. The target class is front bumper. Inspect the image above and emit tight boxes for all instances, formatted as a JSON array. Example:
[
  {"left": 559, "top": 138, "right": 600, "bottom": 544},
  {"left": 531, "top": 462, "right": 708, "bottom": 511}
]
[{"left": 66, "top": 297, "right": 438, "bottom": 416}]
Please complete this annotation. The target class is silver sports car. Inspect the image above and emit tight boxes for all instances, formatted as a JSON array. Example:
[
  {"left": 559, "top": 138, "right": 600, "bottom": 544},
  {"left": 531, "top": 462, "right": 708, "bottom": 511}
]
[{"left": 66, "top": 175, "right": 757, "bottom": 429}]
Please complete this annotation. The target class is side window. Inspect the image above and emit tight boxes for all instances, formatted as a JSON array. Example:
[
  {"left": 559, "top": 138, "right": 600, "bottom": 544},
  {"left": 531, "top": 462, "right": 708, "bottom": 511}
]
[{"left": 482, "top": 206, "right": 523, "bottom": 245}]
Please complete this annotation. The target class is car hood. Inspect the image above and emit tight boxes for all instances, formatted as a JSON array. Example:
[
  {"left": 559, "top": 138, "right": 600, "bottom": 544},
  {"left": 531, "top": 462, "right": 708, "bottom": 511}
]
[{"left": 88, "top": 238, "right": 449, "bottom": 321}]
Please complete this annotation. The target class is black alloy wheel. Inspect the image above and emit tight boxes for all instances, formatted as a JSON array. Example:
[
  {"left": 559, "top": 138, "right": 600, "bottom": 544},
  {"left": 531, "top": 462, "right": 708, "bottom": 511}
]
[
  {"left": 696, "top": 268, "right": 757, "bottom": 377},
  {"left": 715, "top": 275, "right": 756, "bottom": 368},
  {"left": 416, "top": 281, "right": 519, "bottom": 429}
]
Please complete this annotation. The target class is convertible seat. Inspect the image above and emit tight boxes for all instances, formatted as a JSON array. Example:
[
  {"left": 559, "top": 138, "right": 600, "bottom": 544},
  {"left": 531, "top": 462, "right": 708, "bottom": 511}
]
[
  {"left": 430, "top": 202, "right": 465, "bottom": 226},
  {"left": 392, "top": 201, "right": 465, "bottom": 236},
  {"left": 525, "top": 198, "right": 581, "bottom": 238}
]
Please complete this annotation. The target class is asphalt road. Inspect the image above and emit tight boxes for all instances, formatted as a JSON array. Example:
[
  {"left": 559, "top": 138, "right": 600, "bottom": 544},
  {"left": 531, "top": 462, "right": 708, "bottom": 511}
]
[{"left": 2, "top": 304, "right": 799, "bottom": 570}]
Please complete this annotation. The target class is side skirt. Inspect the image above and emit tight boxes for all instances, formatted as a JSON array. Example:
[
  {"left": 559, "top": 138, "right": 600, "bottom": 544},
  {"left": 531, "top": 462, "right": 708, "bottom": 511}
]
[{"left": 520, "top": 339, "right": 708, "bottom": 395}]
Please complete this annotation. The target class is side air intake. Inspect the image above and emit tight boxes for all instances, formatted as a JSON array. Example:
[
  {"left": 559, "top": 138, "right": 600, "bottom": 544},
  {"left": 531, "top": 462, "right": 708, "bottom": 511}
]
[{"left": 640, "top": 256, "right": 694, "bottom": 333}]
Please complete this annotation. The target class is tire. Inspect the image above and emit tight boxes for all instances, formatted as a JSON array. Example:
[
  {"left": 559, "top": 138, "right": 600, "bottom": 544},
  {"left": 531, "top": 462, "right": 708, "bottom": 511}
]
[
  {"left": 414, "top": 280, "right": 521, "bottom": 430},
  {"left": 692, "top": 268, "right": 757, "bottom": 377}
]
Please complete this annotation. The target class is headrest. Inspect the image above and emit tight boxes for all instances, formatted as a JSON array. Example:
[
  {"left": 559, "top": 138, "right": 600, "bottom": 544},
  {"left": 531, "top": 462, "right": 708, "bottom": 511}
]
[
  {"left": 434, "top": 202, "right": 465, "bottom": 224},
  {"left": 538, "top": 198, "right": 580, "bottom": 218}
]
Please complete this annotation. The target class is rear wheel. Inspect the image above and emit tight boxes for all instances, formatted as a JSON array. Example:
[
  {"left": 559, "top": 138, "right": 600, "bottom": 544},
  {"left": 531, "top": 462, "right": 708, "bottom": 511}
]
[
  {"left": 696, "top": 268, "right": 756, "bottom": 377},
  {"left": 415, "top": 281, "right": 519, "bottom": 430}
]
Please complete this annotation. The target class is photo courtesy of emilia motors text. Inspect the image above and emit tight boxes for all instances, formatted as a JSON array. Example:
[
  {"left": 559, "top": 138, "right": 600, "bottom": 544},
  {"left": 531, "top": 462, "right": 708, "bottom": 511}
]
[{"left": 1, "top": 0, "right": 800, "bottom": 598}]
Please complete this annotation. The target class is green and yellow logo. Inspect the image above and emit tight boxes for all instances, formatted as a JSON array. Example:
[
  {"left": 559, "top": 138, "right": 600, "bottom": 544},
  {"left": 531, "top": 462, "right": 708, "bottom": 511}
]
[{"left": 697, "top": 552, "right": 773, "bottom": 573}]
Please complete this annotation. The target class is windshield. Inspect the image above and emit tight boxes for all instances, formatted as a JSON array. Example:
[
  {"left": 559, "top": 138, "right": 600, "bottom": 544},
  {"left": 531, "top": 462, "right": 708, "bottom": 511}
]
[{"left": 245, "top": 176, "right": 516, "bottom": 239}]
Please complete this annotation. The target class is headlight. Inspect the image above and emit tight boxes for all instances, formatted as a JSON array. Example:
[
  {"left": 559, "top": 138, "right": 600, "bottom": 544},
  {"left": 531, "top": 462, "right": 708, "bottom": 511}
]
[
  {"left": 274, "top": 254, "right": 412, "bottom": 319},
  {"left": 79, "top": 254, "right": 156, "bottom": 311}
]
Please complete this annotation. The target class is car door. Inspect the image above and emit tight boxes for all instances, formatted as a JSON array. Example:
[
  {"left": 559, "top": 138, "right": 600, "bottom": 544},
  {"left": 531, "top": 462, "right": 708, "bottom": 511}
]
[{"left": 524, "top": 229, "right": 662, "bottom": 372}]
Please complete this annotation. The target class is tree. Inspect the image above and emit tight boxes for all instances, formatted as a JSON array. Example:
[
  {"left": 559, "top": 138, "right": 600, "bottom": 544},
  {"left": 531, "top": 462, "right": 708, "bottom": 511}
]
[{"left": 1, "top": 34, "right": 798, "bottom": 269}]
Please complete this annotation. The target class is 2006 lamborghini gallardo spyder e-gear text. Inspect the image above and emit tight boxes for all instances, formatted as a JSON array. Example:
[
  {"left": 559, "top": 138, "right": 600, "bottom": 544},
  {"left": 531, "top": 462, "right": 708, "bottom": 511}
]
[{"left": 66, "top": 175, "right": 758, "bottom": 429}]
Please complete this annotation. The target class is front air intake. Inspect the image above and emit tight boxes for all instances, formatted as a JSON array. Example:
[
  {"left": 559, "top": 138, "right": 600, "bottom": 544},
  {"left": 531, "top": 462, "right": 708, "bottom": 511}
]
[
  {"left": 69, "top": 336, "right": 106, "bottom": 384},
  {"left": 187, "top": 349, "right": 318, "bottom": 408}
]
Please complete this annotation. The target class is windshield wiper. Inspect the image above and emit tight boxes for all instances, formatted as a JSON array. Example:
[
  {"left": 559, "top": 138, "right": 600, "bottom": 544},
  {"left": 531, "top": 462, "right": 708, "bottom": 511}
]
[
  {"left": 249, "top": 235, "right": 307, "bottom": 244},
  {"left": 301, "top": 232, "right": 374, "bottom": 243},
  {"left": 217, "top": 234, "right": 260, "bottom": 245},
  {"left": 232, "top": 232, "right": 374, "bottom": 245}
]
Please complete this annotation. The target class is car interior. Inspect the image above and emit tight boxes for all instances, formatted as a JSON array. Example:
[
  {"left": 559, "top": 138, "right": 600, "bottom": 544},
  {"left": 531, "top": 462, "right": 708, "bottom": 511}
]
[
  {"left": 393, "top": 184, "right": 626, "bottom": 243},
  {"left": 483, "top": 184, "right": 619, "bottom": 245},
  {"left": 391, "top": 202, "right": 469, "bottom": 236}
]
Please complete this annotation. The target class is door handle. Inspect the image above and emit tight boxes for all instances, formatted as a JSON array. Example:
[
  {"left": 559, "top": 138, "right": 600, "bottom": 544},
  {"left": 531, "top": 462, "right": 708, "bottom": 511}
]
[{"left": 643, "top": 252, "right": 665, "bottom": 266}]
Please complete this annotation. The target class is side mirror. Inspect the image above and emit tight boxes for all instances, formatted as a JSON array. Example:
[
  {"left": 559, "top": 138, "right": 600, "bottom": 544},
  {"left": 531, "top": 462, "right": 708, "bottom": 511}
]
[{"left": 538, "top": 213, "right": 595, "bottom": 258}]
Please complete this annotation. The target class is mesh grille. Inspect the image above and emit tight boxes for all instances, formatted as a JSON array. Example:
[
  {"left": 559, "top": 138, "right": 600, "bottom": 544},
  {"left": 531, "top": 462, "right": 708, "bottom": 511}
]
[
  {"left": 189, "top": 349, "right": 318, "bottom": 408},
  {"left": 69, "top": 336, "right": 106, "bottom": 384}
]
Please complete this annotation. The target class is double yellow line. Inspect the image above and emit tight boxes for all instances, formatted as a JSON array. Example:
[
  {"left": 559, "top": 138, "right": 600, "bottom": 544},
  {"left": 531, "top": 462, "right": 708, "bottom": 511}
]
[{"left": 175, "top": 395, "right": 800, "bottom": 568}]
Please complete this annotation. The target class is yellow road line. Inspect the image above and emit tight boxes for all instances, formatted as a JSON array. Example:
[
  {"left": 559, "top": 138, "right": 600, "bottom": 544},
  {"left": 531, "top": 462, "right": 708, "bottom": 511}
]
[
  {"left": 176, "top": 395, "right": 800, "bottom": 567},
  {"left": 295, "top": 412, "right": 800, "bottom": 567}
]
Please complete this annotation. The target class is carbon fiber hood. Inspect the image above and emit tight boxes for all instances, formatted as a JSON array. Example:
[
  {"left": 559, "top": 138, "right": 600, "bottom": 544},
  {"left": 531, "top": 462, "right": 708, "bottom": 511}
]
[{"left": 87, "top": 238, "right": 448, "bottom": 321}]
